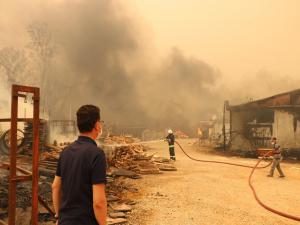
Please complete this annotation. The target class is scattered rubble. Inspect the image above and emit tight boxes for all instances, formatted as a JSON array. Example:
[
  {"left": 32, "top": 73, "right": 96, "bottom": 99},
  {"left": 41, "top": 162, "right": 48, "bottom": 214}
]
[
  {"left": 0, "top": 176, "right": 32, "bottom": 211},
  {"left": 111, "top": 168, "right": 141, "bottom": 179},
  {"left": 158, "top": 164, "right": 177, "bottom": 171},
  {"left": 0, "top": 173, "right": 54, "bottom": 224},
  {"left": 107, "top": 217, "right": 127, "bottom": 225},
  {"left": 40, "top": 144, "right": 63, "bottom": 161},
  {"left": 109, "top": 212, "right": 127, "bottom": 218},
  {"left": 111, "top": 203, "right": 133, "bottom": 212}
]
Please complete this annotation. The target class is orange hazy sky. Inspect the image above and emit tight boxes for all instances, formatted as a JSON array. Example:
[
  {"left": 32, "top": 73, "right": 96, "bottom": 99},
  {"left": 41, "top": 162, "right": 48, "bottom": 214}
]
[
  {"left": 129, "top": 0, "right": 300, "bottom": 85},
  {"left": 0, "top": 0, "right": 299, "bottom": 89}
]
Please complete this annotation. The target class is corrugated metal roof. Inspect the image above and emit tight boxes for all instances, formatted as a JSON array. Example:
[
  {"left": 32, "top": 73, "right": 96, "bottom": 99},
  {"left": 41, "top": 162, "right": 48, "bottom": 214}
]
[{"left": 229, "top": 89, "right": 300, "bottom": 111}]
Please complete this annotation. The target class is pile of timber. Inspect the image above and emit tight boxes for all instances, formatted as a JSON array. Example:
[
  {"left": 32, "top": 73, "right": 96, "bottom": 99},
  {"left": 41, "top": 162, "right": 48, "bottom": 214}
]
[
  {"left": 105, "top": 177, "right": 138, "bottom": 224},
  {"left": 103, "top": 135, "right": 139, "bottom": 145},
  {"left": 39, "top": 144, "right": 64, "bottom": 161},
  {"left": 110, "top": 144, "right": 160, "bottom": 175},
  {"left": 23, "top": 120, "right": 48, "bottom": 152},
  {"left": 38, "top": 145, "right": 63, "bottom": 178}
]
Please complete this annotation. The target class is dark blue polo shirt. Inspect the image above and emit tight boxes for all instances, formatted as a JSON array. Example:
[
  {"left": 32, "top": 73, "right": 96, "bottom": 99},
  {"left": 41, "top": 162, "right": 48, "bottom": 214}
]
[{"left": 56, "top": 136, "right": 107, "bottom": 225}]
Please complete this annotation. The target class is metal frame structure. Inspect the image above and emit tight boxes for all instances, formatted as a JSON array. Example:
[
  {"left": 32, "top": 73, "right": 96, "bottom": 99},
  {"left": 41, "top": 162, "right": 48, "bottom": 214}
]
[{"left": 5, "top": 85, "right": 40, "bottom": 225}]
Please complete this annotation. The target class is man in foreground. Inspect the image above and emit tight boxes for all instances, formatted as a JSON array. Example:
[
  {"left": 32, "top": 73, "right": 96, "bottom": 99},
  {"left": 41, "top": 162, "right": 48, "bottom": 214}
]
[{"left": 52, "top": 105, "right": 107, "bottom": 225}]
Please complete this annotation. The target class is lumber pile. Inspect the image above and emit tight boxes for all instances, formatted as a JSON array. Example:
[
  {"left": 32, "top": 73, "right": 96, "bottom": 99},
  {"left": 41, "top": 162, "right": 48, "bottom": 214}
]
[
  {"left": 40, "top": 151, "right": 60, "bottom": 161},
  {"left": 23, "top": 120, "right": 48, "bottom": 152},
  {"left": 103, "top": 135, "right": 139, "bottom": 145},
  {"left": 110, "top": 144, "right": 160, "bottom": 175},
  {"left": 105, "top": 176, "right": 139, "bottom": 224},
  {"left": 40, "top": 144, "right": 64, "bottom": 161}
]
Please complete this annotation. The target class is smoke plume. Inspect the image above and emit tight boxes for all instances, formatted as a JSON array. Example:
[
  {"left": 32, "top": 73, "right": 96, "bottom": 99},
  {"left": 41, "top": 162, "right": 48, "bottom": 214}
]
[
  {"left": 139, "top": 48, "right": 222, "bottom": 130},
  {"left": 0, "top": 0, "right": 227, "bottom": 134}
]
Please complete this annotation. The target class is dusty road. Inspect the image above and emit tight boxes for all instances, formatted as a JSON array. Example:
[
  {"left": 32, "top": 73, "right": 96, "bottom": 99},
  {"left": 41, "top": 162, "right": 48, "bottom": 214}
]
[{"left": 128, "top": 139, "right": 300, "bottom": 225}]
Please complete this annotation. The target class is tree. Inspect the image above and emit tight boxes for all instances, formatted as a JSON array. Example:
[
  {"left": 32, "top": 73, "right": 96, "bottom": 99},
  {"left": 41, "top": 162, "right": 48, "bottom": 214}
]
[
  {"left": 0, "top": 47, "right": 27, "bottom": 85},
  {"left": 27, "top": 22, "right": 55, "bottom": 116}
]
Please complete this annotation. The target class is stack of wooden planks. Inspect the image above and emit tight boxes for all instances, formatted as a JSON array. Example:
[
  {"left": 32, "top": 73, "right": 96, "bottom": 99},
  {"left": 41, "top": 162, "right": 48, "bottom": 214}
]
[{"left": 110, "top": 144, "right": 160, "bottom": 175}]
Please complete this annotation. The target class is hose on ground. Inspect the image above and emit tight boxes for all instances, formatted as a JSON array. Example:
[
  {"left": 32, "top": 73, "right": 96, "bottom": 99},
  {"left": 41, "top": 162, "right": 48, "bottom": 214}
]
[
  {"left": 174, "top": 141, "right": 300, "bottom": 222},
  {"left": 174, "top": 141, "right": 272, "bottom": 169},
  {"left": 248, "top": 152, "right": 300, "bottom": 221}
]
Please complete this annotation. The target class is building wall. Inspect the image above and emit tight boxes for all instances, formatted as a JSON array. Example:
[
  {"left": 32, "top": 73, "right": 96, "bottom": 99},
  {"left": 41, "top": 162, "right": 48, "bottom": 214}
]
[
  {"left": 230, "top": 111, "right": 253, "bottom": 151},
  {"left": 48, "top": 121, "right": 78, "bottom": 145},
  {"left": 273, "top": 110, "right": 300, "bottom": 148}
]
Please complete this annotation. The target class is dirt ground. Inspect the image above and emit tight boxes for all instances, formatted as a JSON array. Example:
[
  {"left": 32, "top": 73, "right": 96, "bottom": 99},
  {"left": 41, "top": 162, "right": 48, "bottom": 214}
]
[
  {"left": 128, "top": 139, "right": 300, "bottom": 225},
  {"left": 2, "top": 139, "right": 300, "bottom": 225}
]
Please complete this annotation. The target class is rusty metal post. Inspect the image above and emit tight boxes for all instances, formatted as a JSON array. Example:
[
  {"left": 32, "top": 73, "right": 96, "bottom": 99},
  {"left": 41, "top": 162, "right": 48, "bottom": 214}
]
[
  {"left": 8, "top": 85, "right": 18, "bottom": 225},
  {"left": 31, "top": 88, "right": 40, "bottom": 225},
  {"left": 6, "top": 85, "right": 40, "bottom": 225}
]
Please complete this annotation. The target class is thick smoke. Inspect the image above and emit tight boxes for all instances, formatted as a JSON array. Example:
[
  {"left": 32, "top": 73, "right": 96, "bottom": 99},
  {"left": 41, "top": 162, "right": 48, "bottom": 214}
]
[
  {"left": 1, "top": 0, "right": 146, "bottom": 123},
  {"left": 139, "top": 48, "right": 222, "bottom": 131},
  {"left": 44, "top": 1, "right": 145, "bottom": 123},
  {"left": 0, "top": 0, "right": 223, "bottom": 134}
]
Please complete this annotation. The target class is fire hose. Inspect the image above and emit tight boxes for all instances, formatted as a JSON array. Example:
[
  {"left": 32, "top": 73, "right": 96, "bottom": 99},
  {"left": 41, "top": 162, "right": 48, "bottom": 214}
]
[
  {"left": 174, "top": 141, "right": 300, "bottom": 222},
  {"left": 174, "top": 141, "right": 272, "bottom": 169}
]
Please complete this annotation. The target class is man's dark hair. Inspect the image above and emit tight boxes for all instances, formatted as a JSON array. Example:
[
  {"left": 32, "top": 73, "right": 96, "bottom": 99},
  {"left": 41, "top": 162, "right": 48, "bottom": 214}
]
[{"left": 76, "top": 105, "right": 100, "bottom": 133}]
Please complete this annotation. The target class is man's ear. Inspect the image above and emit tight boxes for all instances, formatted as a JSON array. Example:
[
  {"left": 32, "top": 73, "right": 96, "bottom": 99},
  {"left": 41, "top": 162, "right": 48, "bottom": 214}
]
[{"left": 95, "top": 121, "right": 101, "bottom": 131}]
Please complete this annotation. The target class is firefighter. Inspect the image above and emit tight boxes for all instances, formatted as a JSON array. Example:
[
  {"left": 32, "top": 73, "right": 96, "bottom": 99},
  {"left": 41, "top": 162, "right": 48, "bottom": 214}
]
[
  {"left": 166, "top": 129, "right": 176, "bottom": 161},
  {"left": 267, "top": 137, "right": 285, "bottom": 178}
]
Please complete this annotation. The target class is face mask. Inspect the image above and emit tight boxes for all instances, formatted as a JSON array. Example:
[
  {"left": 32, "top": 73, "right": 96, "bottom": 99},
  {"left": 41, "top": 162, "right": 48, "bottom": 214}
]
[
  {"left": 95, "top": 121, "right": 102, "bottom": 138},
  {"left": 98, "top": 128, "right": 103, "bottom": 137}
]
